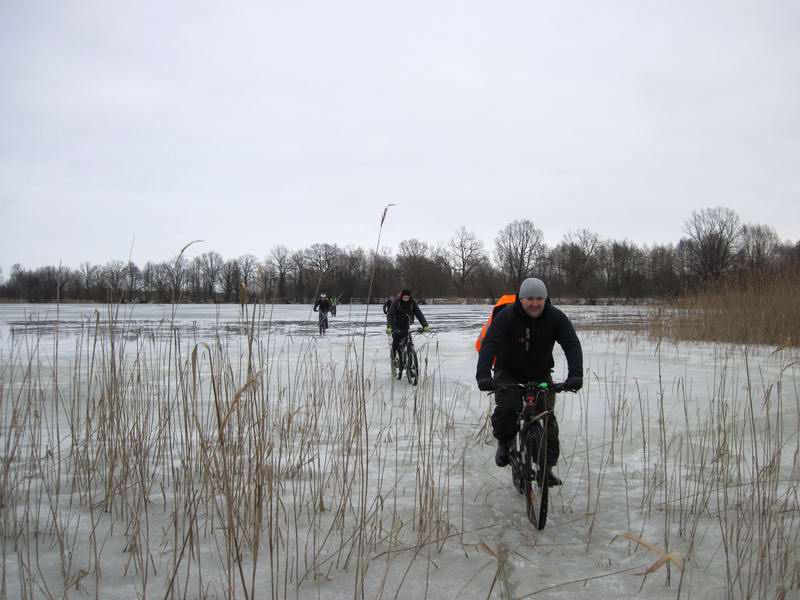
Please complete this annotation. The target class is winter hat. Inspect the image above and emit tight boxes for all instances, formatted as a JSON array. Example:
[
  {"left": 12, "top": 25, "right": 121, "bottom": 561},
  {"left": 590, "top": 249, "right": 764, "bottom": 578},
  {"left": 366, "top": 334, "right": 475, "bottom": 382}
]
[
  {"left": 401, "top": 289, "right": 412, "bottom": 297},
  {"left": 518, "top": 278, "right": 547, "bottom": 299}
]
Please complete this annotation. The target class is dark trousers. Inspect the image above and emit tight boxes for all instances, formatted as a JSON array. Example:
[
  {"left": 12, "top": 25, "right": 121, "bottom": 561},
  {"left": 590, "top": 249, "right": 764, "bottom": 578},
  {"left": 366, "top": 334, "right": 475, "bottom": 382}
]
[
  {"left": 391, "top": 330, "right": 409, "bottom": 357},
  {"left": 491, "top": 372, "right": 560, "bottom": 467}
]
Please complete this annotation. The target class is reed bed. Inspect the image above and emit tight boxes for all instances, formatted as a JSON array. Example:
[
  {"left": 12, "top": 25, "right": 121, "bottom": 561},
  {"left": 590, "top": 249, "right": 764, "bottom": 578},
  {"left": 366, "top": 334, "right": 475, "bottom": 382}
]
[
  {"left": 0, "top": 305, "right": 468, "bottom": 600},
  {"left": 650, "top": 269, "right": 800, "bottom": 347},
  {"left": 1, "top": 306, "right": 799, "bottom": 599}
]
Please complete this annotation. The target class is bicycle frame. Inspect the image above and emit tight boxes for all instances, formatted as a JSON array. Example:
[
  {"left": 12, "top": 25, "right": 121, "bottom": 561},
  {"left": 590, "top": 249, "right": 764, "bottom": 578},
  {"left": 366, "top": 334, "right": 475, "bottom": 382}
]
[
  {"left": 493, "top": 380, "right": 565, "bottom": 529},
  {"left": 518, "top": 382, "right": 562, "bottom": 428},
  {"left": 390, "top": 327, "right": 426, "bottom": 385},
  {"left": 318, "top": 309, "right": 329, "bottom": 334}
]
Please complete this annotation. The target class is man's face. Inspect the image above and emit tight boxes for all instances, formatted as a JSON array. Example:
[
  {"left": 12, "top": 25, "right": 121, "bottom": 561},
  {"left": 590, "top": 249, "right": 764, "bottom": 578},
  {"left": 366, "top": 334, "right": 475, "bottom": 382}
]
[
  {"left": 401, "top": 294, "right": 410, "bottom": 302},
  {"left": 520, "top": 297, "right": 545, "bottom": 318}
]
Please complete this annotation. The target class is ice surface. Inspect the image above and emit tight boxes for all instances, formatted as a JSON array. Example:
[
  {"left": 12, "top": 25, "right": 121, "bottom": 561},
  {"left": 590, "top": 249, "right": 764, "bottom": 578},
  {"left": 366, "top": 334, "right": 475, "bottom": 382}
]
[{"left": 1, "top": 303, "right": 798, "bottom": 599}]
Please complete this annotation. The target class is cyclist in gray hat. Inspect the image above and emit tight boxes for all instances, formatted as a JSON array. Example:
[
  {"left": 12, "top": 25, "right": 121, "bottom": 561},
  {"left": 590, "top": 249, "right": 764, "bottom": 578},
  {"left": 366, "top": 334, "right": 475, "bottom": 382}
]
[{"left": 476, "top": 278, "right": 583, "bottom": 484}]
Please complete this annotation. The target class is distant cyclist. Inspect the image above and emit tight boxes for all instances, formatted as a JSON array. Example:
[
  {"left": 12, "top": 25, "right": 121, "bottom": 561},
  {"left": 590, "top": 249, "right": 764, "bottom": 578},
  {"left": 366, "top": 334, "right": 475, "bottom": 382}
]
[
  {"left": 386, "top": 289, "right": 430, "bottom": 361},
  {"left": 313, "top": 292, "right": 334, "bottom": 333},
  {"left": 382, "top": 294, "right": 396, "bottom": 315},
  {"left": 476, "top": 278, "right": 583, "bottom": 485}
]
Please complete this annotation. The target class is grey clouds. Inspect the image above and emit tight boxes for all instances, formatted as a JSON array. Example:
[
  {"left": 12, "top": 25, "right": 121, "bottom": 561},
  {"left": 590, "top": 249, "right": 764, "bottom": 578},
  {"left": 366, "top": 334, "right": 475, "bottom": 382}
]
[{"left": 1, "top": 1, "right": 799, "bottom": 273}]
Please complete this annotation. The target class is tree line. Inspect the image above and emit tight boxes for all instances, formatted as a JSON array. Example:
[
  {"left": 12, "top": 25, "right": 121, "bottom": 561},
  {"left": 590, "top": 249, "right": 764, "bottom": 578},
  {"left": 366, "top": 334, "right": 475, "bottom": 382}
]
[{"left": 2, "top": 207, "right": 798, "bottom": 304}]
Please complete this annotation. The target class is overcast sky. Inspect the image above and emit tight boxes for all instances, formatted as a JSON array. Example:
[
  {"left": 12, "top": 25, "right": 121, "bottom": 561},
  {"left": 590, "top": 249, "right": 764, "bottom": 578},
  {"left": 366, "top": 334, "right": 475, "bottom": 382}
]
[{"left": 1, "top": 1, "right": 799, "bottom": 275}]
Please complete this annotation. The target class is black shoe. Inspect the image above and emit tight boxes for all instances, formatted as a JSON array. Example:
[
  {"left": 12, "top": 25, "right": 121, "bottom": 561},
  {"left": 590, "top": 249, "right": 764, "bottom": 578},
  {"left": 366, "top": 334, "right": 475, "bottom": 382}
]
[
  {"left": 495, "top": 441, "right": 510, "bottom": 467},
  {"left": 538, "top": 469, "right": 562, "bottom": 487}
]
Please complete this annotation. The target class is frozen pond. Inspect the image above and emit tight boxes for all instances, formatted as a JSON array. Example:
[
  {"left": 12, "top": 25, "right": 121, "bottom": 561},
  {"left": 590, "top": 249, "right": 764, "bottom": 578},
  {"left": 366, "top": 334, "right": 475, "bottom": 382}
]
[
  {"left": 1, "top": 302, "right": 798, "bottom": 599},
  {"left": 0, "top": 302, "right": 651, "bottom": 342}
]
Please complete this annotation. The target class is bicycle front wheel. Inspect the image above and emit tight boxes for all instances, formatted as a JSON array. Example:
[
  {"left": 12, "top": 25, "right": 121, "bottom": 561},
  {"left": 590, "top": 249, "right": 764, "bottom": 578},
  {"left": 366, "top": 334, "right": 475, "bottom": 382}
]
[
  {"left": 524, "top": 423, "right": 549, "bottom": 530},
  {"left": 405, "top": 348, "right": 419, "bottom": 386},
  {"left": 392, "top": 349, "right": 404, "bottom": 380}
]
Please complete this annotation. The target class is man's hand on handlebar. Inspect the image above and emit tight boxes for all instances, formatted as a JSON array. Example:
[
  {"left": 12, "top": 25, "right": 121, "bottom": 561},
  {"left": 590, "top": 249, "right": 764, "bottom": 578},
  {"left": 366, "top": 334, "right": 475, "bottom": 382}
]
[{"left": 563, "top": 375, "right": 583, "bottom": 392}]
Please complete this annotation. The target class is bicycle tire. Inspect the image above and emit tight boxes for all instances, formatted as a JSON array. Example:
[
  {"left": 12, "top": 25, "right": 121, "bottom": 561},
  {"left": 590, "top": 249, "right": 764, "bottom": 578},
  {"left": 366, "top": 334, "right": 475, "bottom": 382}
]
[
  {"left": 524, "top": 423, "right": 549, "bottom": 530},
  {"left": 394, "top": 349, "right": 404, "bottom": 380},
  {"left": 510, "top": 442, "right": 525, "bottom": 496},
  {"left": 405, "top": 348, "right": 419, "bottom": 386}
]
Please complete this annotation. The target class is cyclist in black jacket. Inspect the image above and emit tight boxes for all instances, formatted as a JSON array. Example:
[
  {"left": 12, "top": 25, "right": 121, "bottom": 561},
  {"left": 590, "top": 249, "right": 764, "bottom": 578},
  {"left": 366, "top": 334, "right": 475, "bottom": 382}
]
[
  {"left": 313, "top": 292, "right": 336, "bottom": 331},
  {"left": 386, "top": 289, "right": 430, "bottom": 361},
  {"left": 382, "top": 294, "right": 396, "bottom": 315},
  {"left": 476, "top": 278, "right": 583, "bottom": 485},
  {"left": 313, "top": 293, "right": 332, "bottom": 314}
]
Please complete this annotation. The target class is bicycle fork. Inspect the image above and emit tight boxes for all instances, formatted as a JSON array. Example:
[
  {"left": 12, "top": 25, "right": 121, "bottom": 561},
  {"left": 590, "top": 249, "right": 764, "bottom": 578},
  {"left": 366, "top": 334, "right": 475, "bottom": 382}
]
[{"left": 519, "top": 392, "right": 549, "bottom": 479}]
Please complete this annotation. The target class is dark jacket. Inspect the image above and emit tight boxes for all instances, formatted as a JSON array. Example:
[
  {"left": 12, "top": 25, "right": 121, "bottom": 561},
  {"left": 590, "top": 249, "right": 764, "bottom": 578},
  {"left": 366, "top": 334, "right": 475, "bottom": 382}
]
[
  {"left": 476, "top": 299, "right": 582, "bottom": 383},
  {"left": 313, "top": 298, "right": 332, "bottom": 313},
  {"left": 382, "top": 297, "right": 393, "bottom": 315},
  {"left": 387, "top": 297, "right": 428, "bottom": 331}
]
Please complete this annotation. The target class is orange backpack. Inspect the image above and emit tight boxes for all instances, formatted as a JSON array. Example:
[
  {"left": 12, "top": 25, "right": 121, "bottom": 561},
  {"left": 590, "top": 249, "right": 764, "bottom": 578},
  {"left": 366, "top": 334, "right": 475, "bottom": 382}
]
[{"left": 474, "top": 294, "right": 516, "bottom": 352}]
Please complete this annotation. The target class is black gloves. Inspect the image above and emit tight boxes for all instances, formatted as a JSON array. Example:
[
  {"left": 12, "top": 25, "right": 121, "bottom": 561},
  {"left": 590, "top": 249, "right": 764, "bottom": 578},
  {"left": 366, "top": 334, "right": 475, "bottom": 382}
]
[{"left": 477, "top": 377, "right": 495, "bottom": 392}]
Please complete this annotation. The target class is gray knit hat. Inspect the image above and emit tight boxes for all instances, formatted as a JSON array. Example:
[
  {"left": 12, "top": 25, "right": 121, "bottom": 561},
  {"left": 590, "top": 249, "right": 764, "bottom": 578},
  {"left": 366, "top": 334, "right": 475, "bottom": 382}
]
[{"left": 518, "top": 277, "right": 547, "bottom": 299}]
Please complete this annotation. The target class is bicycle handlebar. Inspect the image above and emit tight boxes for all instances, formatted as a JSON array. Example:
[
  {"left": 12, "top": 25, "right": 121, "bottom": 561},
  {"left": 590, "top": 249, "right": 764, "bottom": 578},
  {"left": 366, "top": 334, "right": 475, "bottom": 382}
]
[{"left": 488, "top": 381, "right": 569, "bottom": 395}]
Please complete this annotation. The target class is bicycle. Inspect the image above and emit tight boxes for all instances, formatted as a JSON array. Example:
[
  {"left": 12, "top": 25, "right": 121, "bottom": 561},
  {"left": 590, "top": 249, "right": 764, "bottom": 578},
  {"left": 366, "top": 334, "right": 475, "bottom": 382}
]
[
  {"left": 318, "top": 309, "right": 329, "bottom": 335},
  {"left": 492, "top": 381, "right": 566, "bottom": 530},
  {"left": 389, "top": 327, "right": 424, "bottom": 386}
]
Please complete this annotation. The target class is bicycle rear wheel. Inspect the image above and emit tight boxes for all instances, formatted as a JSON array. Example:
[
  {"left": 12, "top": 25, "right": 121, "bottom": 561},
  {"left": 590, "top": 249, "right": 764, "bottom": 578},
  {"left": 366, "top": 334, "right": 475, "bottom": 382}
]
[
  {"left": 523, "top": 423, "right": 549, "bottom": 530},
  {"left": 405, "top": 348, "right": 419, "bottom": 386}
]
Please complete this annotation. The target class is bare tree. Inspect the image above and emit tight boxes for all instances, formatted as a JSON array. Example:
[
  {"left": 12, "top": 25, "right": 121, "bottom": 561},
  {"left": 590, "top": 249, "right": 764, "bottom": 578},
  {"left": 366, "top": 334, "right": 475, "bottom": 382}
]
[
  {"left": 647, "top": 244, "right": 681, "bottom": 296},
  {"left": 291, "top": 251, "right": 307, "bottom": 300},
  {"left": 444, "top": 226, "right": 485, "bottom": 296},
  {"left": 682, "top": 207, "right": 741, "bottom": 284},
  {"left": 126, "top": 261, "right": 142, "bottom": 302},
  {"left": 494, "top": 219, "right": 545, "bottom": 287},
  {"left": 335, "top": 246, "right": 369, "bottom": 301},
  {"left": 397, "top": 238, "right": 441, "bottom": 298},
  {"left": 305, "top": 243, "right": 340, "bottom": 276},
  {"left": 257, "top": 261, "right": 276, "bottom": 301},
  {"left": 102, "top": 260, "right": 129, "bottom": 299},
  {"left": 197, "top": 251, "right": 224, "bottom": 301},
  {"left": 292, "top": 250, "right": 308, "bottom": 302},
  {"left": 555, "top": 229, "right": 602, "bottom": 295},
  {"left": 269, "top": 245, "right": 292, "bottom": 300},
  {"left": 774, "top": 240, "right": 800, "bottom": 271},
  {"left": 220, "top": 258, "right": 240, "bottom": 302},
  {"left": 165, "top": 255, "right": 189, "bottom": 302},
  {"left": 738, "top": 223, "right": 779, "bottom": 274},
  {"left": 606, "top": 240, "right": 648, "bottom": 297},
  {"left": 369, "top": 248, "right": 397, "bottom": 300},
  {"left": 238, "top": 254, "right": 258, "bottom": 299},
  {"left": 141, "top": 261, "right": 159, "bottom": 302},
  {"left": 78, "top": 261, "right": 97, "bottom": 300},
  {"left": 8, "top": 264, "right": 24, "bottom": 299}
]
